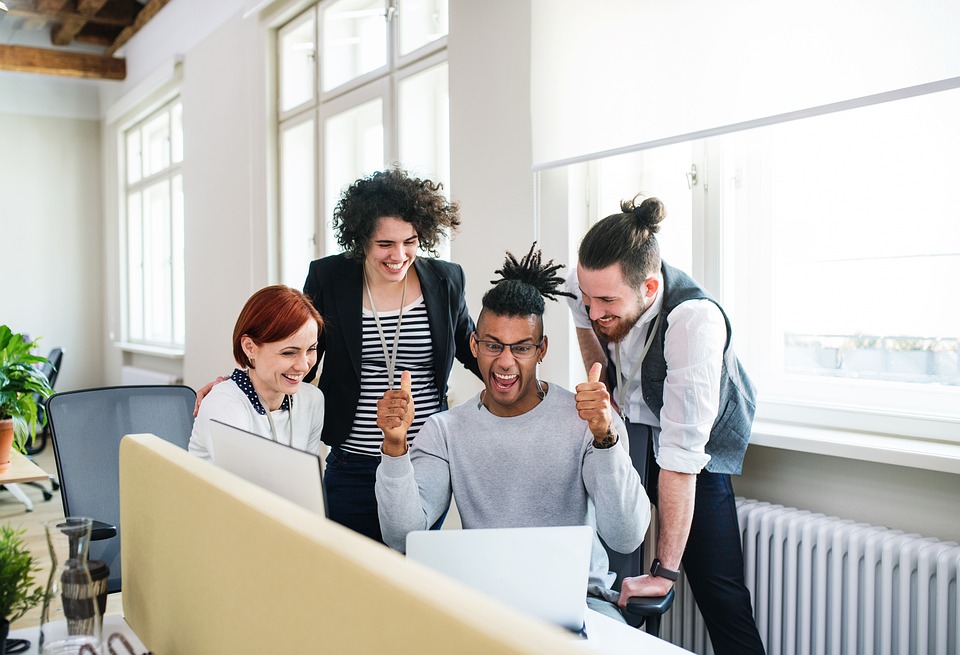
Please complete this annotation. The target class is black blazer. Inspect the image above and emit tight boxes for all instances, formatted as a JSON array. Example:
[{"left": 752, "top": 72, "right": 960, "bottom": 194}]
[{"left": 303, "top": 254, "right": 481, "bottom": 448}]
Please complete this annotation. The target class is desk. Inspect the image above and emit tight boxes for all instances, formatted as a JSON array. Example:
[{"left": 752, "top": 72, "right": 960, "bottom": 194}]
[
  {"left": 8, "top": 615, "right": 147, "bottom": 655},
  {"left": 579, "top": 610, "right": 692, "bottom": 653},
  {"left": 1, "top": 450, "right": 49, "bottom": 484},
  {"left": 9, "top": 611, "right": 686, "bottom": 655},
  {"left": 0, "top": 450, "right": 50, "bottom": 511}
]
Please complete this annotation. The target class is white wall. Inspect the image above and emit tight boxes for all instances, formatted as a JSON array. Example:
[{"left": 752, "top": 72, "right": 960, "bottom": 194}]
[
  {"left": 0, "top": 112, "right": 104, "bottom": 392},
  {"left": 446, "top": 0, "right": 535, "bottom": 404}
]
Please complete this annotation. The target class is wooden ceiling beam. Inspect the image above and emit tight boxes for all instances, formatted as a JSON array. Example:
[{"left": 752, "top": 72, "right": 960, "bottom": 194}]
[
  {"left": 106, "top": 0, "right": 171, "bottom": 57},
  {"left": 51, "top": 0, "right": 110, "bottom": 45},
  {"left": 0, "top": 44, "right": 125, "bottom": 80},
  {"left": 36, "top": 0, "right": 69, "bottom": 13},
  {"left": 5, "top": 6, "right": 131, "bottom": 27}
]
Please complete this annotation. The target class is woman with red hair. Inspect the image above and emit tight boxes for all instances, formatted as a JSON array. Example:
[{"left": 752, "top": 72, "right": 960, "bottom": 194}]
[{"left": 189, "top": 285, "right": 325, "bottom": 459}]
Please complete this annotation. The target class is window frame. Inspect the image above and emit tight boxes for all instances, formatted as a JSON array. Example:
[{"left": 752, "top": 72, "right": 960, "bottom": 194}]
[
  {"left": 559, "top": 88, "right": 960, "bottom": 448},
  {"left": 119, "top": 95, "right": 186, "bottom": 354}
]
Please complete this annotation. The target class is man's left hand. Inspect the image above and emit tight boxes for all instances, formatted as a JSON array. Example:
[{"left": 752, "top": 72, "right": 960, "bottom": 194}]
[{"left": 617, "top": 574, "right": 675, "bottom": 608}]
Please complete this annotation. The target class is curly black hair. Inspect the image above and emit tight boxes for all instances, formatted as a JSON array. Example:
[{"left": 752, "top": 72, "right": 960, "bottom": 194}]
[
  {"left": 332, "top": 167, "right": 461, "bottom": 260},
  {"left": 482, "top": 242, "right": 575, "bottom": 318}
]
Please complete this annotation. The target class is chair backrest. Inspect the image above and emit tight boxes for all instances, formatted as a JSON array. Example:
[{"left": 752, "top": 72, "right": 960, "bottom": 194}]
[
  {"left": 602, "top": 424, "right": 657, "bottom": 592},
  {"left": 42, "top": 347, "right": 64, "bottom": 389},
  {"left": 45, "top": 385, "right": 197, "bottom": 593}
]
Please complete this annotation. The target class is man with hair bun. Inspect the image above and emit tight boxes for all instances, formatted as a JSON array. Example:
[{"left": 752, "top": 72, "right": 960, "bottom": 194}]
[
  {"left": 375, "top": 244, "right": 650, "bottom": 622},
  {"left": 566, "top": 197, "right": 764, "bottom": 654}
]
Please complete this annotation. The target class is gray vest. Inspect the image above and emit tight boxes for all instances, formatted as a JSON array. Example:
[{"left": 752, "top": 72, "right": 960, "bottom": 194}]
[{"left": 630, "top": 263, "right": 756, "bottom": 474}]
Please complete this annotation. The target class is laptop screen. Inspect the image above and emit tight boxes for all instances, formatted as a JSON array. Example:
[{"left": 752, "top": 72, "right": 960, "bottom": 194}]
[
  {"left": 405, "top": 525, "right": 593, "bottom": 632},
  {"left": 208, "top": 419, "right": 327, "bottom": 517}
]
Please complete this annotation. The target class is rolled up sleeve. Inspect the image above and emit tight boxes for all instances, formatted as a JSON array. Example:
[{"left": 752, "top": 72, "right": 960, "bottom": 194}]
[{"left": 656, "top": 300, "right": 726, "bottom": 474}]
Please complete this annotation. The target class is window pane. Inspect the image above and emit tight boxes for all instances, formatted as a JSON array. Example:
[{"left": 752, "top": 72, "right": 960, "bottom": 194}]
[
  {"left": 280, "top": 119, "right": 316, "bottom": 288},
  {"left": 398, "top": 62, "right": 448, "bottom": 190},
  {"left": 171, "top": 102, "right": 183, "bottom": 164},
  {"left": 142, "top": 180, "right": 172, "bottom": 344},
  {"left": 280, "top": 13, "right": 317, "bottom": 112},
  {"left": 324, "top": 98, "right": 384, "bottom": 254},
  {"left": 127, "top": 192, "right": 144, "bottom": 342},
  {"left": 593, "top": 145, "right": 694, "bottom": 274},
  {"left": 322, "top": 0, "right": 387, "bottom": 92},
  {"left": 126, "top": 129, "right": 142, "bottom": 184},
  {"left": 142, "top": 112, "right": 170, "bottom": 178},
  {"left": 732, "top": 89, "right": 960, "bottom": 399},
  {"left": 397, "top": 0, "right": 447, "bottom": 56}
]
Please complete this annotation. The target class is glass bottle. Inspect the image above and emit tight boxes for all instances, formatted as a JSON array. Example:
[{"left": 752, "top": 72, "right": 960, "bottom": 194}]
[{"left": 39, "top": 517, "right": 108, "bottom": 655}]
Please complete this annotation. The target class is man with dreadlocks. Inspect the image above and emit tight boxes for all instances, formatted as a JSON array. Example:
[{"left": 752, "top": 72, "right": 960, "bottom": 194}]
[{"left": 375, "top": 243, "right": 650, "bottom": 621}]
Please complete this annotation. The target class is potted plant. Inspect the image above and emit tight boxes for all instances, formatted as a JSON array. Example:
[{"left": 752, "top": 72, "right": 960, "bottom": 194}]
[
  {"left": 0, "top": 524, "right": 45, "bottom": 653},
  {"left": 0, "top": 326, "right": 55, "bottom": 471}
]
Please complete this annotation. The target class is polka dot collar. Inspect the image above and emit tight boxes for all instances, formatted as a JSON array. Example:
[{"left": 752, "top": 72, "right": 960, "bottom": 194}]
[{"left": 231, "top": 368, "right": 291, "bottom": 415}]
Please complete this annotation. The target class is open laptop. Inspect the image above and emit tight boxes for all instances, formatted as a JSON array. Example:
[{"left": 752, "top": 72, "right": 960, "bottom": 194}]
[
  {"left": 208, "top": 419, "right": 327, "bottom": 517},
  {"left": 405, "top": 525, "right": 593, "bottom": 632}
]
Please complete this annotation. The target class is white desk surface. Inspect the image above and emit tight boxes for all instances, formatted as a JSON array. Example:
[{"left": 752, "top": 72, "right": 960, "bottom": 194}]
[
  {"left": 9, "top": 615, "right": 147, "bottom": 655},
  {"left": 578, "top": 609, "right": 692, "bottom": 654},
  {"left": 9, "top": 610, "right": 688, "bottom": 654}
]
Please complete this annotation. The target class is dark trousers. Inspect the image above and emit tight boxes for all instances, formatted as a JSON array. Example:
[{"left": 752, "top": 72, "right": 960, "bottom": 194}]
[
  {"left": 648, "top": 461, "right": 766, "bottom": 655},
  {"left": 324, "top": 447, "right": 384, "bottom": 543}
]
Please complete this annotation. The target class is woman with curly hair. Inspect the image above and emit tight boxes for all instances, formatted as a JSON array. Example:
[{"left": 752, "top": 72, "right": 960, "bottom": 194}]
[{"left": 302, "top": 167, "right": 481, "bottom": 542}]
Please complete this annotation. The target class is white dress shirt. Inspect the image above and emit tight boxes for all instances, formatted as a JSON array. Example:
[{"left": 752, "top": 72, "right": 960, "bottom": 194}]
[{"left": 565, "top": 269, "right": 726, "bottom": 474}]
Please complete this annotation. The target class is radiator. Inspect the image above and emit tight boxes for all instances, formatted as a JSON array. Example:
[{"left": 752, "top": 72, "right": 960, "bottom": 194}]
[
  {"left": 659, "top": 497, "right": 960, "bottom": 655},
  {"left": 120, "top": 365, "right": 181, "bottom": 386}
]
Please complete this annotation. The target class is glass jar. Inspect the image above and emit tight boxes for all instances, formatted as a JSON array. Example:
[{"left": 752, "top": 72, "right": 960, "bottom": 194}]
[{"left": 39, "top": 517, "right": 108, "bottom": 655}]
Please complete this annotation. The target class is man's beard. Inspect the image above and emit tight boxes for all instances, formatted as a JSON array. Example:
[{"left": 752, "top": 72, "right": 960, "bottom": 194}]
[
  {"left": 591, "top": 314, "right": 640, "bottom": 344},
  {"left": 588, "top": 296, "right": 649, "bottom": 344}
]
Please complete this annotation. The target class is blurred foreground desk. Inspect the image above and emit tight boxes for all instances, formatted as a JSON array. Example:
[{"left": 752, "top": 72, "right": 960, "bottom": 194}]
[
  {"left": 0, "top": 450, "right": 50, "bottom": 511},
  {"left": 119, "top": 434, "right": 692, "bottom": 655}
]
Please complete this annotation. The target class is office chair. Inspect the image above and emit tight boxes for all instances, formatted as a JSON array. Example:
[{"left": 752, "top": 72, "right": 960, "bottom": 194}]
[
  {"left": 25, "top": 346, "right": 63, "bottom": 457},
  {"left": 21, "top": 347, "right": 64, "bottom": 500},
  {"left": 46, "top": 385, "right": 197, "bottom": 593},
  {"left": 601, "top": 423, "right": 675, "bottom": 638}
]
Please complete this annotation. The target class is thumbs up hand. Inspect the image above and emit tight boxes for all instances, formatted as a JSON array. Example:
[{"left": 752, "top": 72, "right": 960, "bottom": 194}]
[
  {"left": 377, "top": 370, "right": 415, "bottom": 456},
  {"left": 575, "top": 362, "right": 616, "bottom": 444}
]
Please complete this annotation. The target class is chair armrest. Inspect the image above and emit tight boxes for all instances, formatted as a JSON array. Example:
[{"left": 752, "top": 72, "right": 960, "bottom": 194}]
[
  {"left": 91, "top": 520, "right": 118, "bottom": 540},
  {"left": 622, "top": 587, "right": 676, "bottom": 617}
]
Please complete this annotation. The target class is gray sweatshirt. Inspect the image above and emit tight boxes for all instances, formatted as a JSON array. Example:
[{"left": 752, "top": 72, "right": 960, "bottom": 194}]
[{"left": 376, "top": 383, "right": 650, "bottom": 590}]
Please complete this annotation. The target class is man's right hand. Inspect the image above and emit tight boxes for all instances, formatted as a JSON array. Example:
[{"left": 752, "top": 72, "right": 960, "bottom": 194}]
[
  {"left": 377, "top": 370, "right": 415, "bottom": 456},
  {"left": 193, "top": 376, "right": 229, "bottom": 417}
]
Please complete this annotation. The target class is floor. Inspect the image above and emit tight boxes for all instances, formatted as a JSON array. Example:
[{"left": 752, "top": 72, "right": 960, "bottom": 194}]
[{"left": 0, "top": 443, "right": 124, "bottom": 632}]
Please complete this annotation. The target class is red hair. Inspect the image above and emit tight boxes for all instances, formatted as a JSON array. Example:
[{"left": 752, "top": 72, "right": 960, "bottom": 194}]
[{"left": 232, "top": 285, "right": 323, "bottom": 368}]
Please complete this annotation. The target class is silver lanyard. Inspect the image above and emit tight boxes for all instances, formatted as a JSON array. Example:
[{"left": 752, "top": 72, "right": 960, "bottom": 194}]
[
  {"left": 261, "top": 394, "right": 293, "bottom": 444},
  {"left": 364, "top": 272, "right": 408, "bottom": 389},
  {"left": 613, "top": 311, "right": 661, "bottom": 422}
]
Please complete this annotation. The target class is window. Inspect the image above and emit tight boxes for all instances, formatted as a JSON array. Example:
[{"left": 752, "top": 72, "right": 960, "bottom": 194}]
[
  {"left": 561, "top": 88, "right": 960, "bottom": 440},
  {"left": 122, "top": 99, "right": 185, "bottom": 350},
  {"left": 722, "top": 88, "right": 960, "bottom": 434},
  {"left": 277, "top": 0, "right": 451, "bottom": 288}
]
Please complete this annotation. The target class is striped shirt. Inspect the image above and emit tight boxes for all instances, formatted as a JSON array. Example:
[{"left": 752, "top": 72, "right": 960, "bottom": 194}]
[{"left": 342, "top": 296, "right": 439, "bottom": 456}]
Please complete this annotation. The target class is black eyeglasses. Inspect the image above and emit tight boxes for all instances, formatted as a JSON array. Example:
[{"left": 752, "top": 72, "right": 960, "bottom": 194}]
[{"left": 472, "top": 335, "right": 544, "bottom": 359}]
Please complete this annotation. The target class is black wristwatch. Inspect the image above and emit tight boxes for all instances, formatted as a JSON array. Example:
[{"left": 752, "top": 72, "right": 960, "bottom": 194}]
[{"left": 650, "top": 558, "right": 680, "bottom": 581}]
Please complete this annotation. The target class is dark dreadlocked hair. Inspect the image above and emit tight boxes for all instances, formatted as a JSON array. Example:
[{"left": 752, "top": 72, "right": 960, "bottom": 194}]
[{"left": 481, "top": 242, "right": 575, "bottom": 319}]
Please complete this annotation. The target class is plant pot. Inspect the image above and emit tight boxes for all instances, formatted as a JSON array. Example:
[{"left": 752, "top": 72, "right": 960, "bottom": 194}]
[{"left": 0, "top": 419, "right": 14, "bottom": 474}]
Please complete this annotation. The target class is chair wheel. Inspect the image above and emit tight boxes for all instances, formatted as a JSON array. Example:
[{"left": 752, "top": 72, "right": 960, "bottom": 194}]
[
  {"left": 42, "top": 491, "right": 53, "bottom": 501},
  {"left": 51, "top": 479, "right": 61, "bottom": 491}
]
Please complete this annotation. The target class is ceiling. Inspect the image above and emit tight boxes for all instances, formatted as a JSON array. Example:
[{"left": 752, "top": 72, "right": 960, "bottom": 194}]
[{"left": 0, "top": 0, "right": 170, "bottom": 80}]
